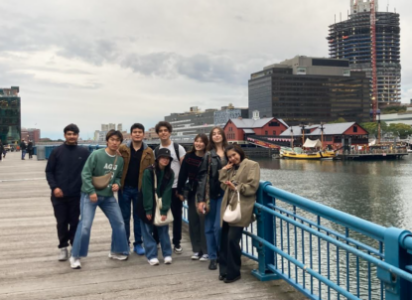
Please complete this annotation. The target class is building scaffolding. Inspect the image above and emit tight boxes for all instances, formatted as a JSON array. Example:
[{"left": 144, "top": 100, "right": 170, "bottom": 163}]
[{"left": 327, "top": 1, "right": 401, "bottom": 106}]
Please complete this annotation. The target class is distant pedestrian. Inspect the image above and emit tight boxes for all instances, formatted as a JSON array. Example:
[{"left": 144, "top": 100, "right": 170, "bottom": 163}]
[
  {"left": 138, "top": 148, "right": 174, "bottom": 266},
  {"left": 197, "top": 126, "right": 228, "bottom": 271},
  {"left": 20, "top": 139, "right": 27, "bottom": 160},
  {"left": 45, "top": 124, "right": 90, "bottom": 261},
  {"left": 218, "top": 145, "right": 260, "bottom": 283},
  {"left": 118, "top": 123, "right": 155, "bottom": 255},
  {"left": 0, "top": 141, "right": 4, "bottom": 162},
  {"left": 177, "top": 134, "right": 208, "bottom": 261},
  {"left": 70, "top": 130, "right": 129, "bottom": 269},
  {"left": 27, "top": 140, "right": 33, "bottom": 159},
  {"left": 154, "top": 121, "right": 186, "bottom": 254}
]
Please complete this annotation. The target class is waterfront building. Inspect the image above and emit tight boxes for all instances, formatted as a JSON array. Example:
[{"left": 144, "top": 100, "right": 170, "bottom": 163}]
[
  {"left": 280, "top": 122, "right": 369, "bottom": 148},
  {"left": 223, "top": 115, "right": 289, "bottom": 142},
  {"left": 144, "top": 127, "right": 158, "bottom": 140},
  {"left": 23, "top": 128, "right": 41, "bottom": 143},
  {"left": 0, "top": 86, "right": 21, "bottom": 144},
  {"left": 164, "top": 104, "right": 247, "bottom": 138},
  {"left": 101, "top": 124, "right": 109, "bottom": 131},
  {"left": 248, "top": 56, "right": 370, "bottom": 125},
  {"left": 327, "top": 0, "right": 401, "bottom": 104},
  {"left": 117, "top": 124, "right": 123, "bottom": 132}
]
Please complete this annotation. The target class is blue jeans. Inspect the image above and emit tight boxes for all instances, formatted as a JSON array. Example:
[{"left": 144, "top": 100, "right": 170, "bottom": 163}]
[
  {"left": 140, "top": 220, "right": 172, "bottom": 260},
  {"left": 21, "top": 150, "right": 26, "bottom": 159},
  {"left": 118, "top": 187, "right": 142, "bottom": 246},
  {"left": 204, "top": 196, "right": 223, "bottom": 260},
  {"left": 71, "top": 193, "right": 129, "bottom": 258}
]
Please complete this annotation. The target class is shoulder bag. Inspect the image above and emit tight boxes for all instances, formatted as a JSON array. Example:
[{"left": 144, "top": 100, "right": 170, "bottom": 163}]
[
  {"left": 92, "top": 155, "right": 118, "bottom": 190},
  {"left": 223, "top": 188, "right": 242, "bottom": 224},
  {"left": 153, "top": 169, "right": 174, "bottom": 226}
]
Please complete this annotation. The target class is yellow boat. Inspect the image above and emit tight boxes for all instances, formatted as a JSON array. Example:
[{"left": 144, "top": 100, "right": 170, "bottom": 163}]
[{"left": 280, "top": 150, "right": 336, "bottom": 160}]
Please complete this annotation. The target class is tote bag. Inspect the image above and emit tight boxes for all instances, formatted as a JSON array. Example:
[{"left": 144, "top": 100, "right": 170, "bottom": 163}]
[
  {"left": 153, "top": 170, "right": 174, "bottom": 226},
  {"left": 223, "top": 189, "right": 242, "bottom": 224}
]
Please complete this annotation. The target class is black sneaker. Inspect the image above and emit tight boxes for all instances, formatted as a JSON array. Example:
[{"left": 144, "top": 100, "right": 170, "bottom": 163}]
[
  {"left": 174, "top": 245, "right": 183, "bottom": 254},
  {"left": 208, "top": 259, "right": 217, "bottom": 270}
]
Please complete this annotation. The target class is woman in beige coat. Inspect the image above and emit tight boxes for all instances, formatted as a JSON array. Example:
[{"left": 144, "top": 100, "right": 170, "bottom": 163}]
[{"left": 218, "top": 145, "right": 260, "bottom": 283}]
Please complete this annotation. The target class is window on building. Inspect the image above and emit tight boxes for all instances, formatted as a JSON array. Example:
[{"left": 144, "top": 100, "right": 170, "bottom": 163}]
[
  {"left": 265, "top": 131, "right": 268, "bottom": 135},
  {"left": 353, "top": 126, "right": 358, "bottom": 133},
  {"left": 273, "top": 130, "right": 276, "bottom": 135}
]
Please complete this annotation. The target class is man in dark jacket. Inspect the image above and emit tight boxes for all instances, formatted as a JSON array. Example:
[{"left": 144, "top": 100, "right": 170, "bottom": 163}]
[
  {"left": 118, "top": 123, "right": 154, "bottom": 255},
  {"left": 45, "top": 124, "right": 90, "bottom": 261}
]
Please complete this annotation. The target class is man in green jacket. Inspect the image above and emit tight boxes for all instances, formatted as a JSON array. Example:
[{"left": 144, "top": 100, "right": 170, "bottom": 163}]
[{"left": 69, "top": 130, "right": 129, "bottom": 269}]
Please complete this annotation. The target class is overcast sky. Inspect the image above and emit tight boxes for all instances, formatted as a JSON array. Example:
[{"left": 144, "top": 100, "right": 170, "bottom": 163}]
[{"left": 1, "top": 0, "right": 411, "bottom": 139}]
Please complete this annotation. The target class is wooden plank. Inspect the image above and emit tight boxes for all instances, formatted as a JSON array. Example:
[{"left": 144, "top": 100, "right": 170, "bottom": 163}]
[{"left": 0, "top": 152, "right": 306, "bottom": 300}]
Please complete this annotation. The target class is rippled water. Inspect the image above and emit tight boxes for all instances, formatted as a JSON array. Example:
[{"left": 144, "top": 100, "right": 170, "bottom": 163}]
[
  {"left": 257, "top": 156, "right": 412, "bottom": 230},
  {"left": 251, "top": 156, "right": 412, "bottom": 299}
]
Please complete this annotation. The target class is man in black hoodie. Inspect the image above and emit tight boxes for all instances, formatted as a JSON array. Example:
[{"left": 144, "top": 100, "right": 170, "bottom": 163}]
[{"left": 45, "top": 124, "right": 90, "bottom": 261}]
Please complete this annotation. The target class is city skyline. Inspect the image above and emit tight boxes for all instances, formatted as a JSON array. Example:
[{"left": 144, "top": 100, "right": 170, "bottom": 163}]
[{"left": 1, "top": 0, "right": 411, "bottom": 139}]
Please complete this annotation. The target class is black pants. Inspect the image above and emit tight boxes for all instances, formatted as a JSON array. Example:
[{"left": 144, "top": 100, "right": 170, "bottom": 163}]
[
  {"left": 171, "top": 188, "right": 182, "bottom": 246},
  {"left": 51, "top": 195, "right": 80, "bottom": 249},
  {"left": 188, "top": 191, "right": 207, "bottom": 254},
  {"left": 219, "top": 222, "right": 243, "bottom": 280}
]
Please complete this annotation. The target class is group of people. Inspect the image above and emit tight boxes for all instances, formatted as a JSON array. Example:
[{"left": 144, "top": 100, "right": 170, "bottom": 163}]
[
  {"left": 45, "top": 121, "right": 260, "bottom": 284},
  {"left": 20, "top": 139, "right": 34, "bottom": 160}
]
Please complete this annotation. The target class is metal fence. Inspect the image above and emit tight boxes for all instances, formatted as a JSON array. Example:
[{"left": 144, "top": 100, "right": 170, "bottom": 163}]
[{"left": 183, "top": 182, "right": 412, "bottom": 300}]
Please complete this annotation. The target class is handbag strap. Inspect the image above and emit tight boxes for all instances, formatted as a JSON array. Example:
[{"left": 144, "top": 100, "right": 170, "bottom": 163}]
[{"left": 153, "top": 168, "right": 162, "bottom": 209}]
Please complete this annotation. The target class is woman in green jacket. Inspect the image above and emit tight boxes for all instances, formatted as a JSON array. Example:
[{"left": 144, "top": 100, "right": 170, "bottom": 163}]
[
  {"left": 140, "top": 148, "right": 175, "bottom": 266},
  {"left": 218, "top": 144, "right": 260, "bottom": 283}
]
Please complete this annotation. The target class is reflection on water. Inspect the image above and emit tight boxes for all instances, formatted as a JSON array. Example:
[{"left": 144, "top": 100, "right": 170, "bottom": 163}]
[{"left": 257, "top": 157, "right": 412, "bottom": 230}]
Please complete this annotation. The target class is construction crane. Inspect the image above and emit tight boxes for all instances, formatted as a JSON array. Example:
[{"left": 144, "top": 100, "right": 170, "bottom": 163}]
[{"left": 370, "top": 0, "right": 378, "bottom": 122}]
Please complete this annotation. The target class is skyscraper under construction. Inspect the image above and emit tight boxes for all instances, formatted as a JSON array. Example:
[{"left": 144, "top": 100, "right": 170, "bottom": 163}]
[{"left": 327, "top": 0, "right": 400, "bottom": 105}]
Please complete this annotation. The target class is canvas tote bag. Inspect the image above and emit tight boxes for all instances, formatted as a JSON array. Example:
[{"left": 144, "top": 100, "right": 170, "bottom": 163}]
[{"left": 153, "top": 170, "right": 174, "bottom": 226}]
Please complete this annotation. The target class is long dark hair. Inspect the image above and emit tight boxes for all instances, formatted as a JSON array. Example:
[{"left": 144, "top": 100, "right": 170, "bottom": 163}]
[
  {"left": 225, "top": 144, "right": 246, "bottom": 163},
  {"left": 207, "top": 126, "right": 228, "bottom": 151},
  {"left": 187, "top": 133, "right": 208, "bottom": 154}
]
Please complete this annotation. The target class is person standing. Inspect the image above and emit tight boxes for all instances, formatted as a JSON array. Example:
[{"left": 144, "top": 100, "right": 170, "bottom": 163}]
[
  {"left": 0, "top": 141, "right": 4, "bottom": 162},
  {"left": 20, "top": 139, "right": 27, "bottom": 160},
  {"left": 197, "top": 127, "right": 228, "bottom": 270},
  {"left": 70, "top": 130, "right": 129, "bottom": 269},
  {"left": 45, "top": 124, "right": 90, "bottom": 261},
  {"left": 118, "top": 123, "right": 154, "bottom": 255},
  {"left": 218, "top": 145, "right": 260, "bottom": 283},
  {"left": 177, "top": 134, "right": 208, "bottom": 261},
  {"left": 27, "top": 140, "right": 34, "bottom": 159},
  {"left": 154, "top": 121, "right": 186, "bottom": 253},
  {"left": 138, "top": 148, "right": 174, "bottom": 266}
]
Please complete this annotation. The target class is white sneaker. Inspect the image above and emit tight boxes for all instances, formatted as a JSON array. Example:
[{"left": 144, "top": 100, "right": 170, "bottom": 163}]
[
  {"left": 191, "top": 252, "right": 200, "bottom": 260},
  {"left": 148, "top": 258, "right": 160, "bottom": 266},
  {"left": 108, "top": 252, "right": 128, "bottom": 261},
  {"left": 69, "top": 256, "right": 81, "bottom": 269},
  {"left": 58, "top": 247, "right": 68, "bottom": 261},
  {"left": 199, "top": 254, "right": 209, "bottom": 261},
  {"left": 164, "top": 256, "right": 172, "bottom": 264}
]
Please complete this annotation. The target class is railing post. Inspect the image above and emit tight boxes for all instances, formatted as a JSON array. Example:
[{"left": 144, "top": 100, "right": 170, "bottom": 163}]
[
  {"left": 377, "top": 227, "right": 412, "bottom": 300},
  {"left": 252, "top": 181, "right": 280, "bottom": 281}
]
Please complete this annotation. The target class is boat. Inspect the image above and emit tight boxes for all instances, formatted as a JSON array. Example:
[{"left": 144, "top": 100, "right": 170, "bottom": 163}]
[{"left": 279, "top": 140, "right": 337, "bottom": 160}]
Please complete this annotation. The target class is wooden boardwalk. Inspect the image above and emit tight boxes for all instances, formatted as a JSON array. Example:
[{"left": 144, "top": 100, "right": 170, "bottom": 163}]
[{"left": 0, "top": 152, "right": 305, "bottom": 300}]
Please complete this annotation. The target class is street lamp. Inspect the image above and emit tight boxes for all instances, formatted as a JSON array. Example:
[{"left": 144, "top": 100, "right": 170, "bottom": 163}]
[
  {"left": 370, "top": 108, "right": 381, "bottom": 145},
  {"left": 290, "top": 127, "right": 294, "bottom": 149}
]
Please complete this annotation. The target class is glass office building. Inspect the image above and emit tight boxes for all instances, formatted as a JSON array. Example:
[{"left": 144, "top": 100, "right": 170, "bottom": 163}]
[
  {"left": 0, "top": 87, "right": 21, "bottom": 145},
  {"left": 248, "top": 57, "right": 370, "bottom": 125}
]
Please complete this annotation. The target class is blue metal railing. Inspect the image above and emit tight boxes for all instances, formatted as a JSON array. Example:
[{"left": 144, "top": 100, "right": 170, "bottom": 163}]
[{"left": 183, "top": 182, "right": 412, "bottom": 300}]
